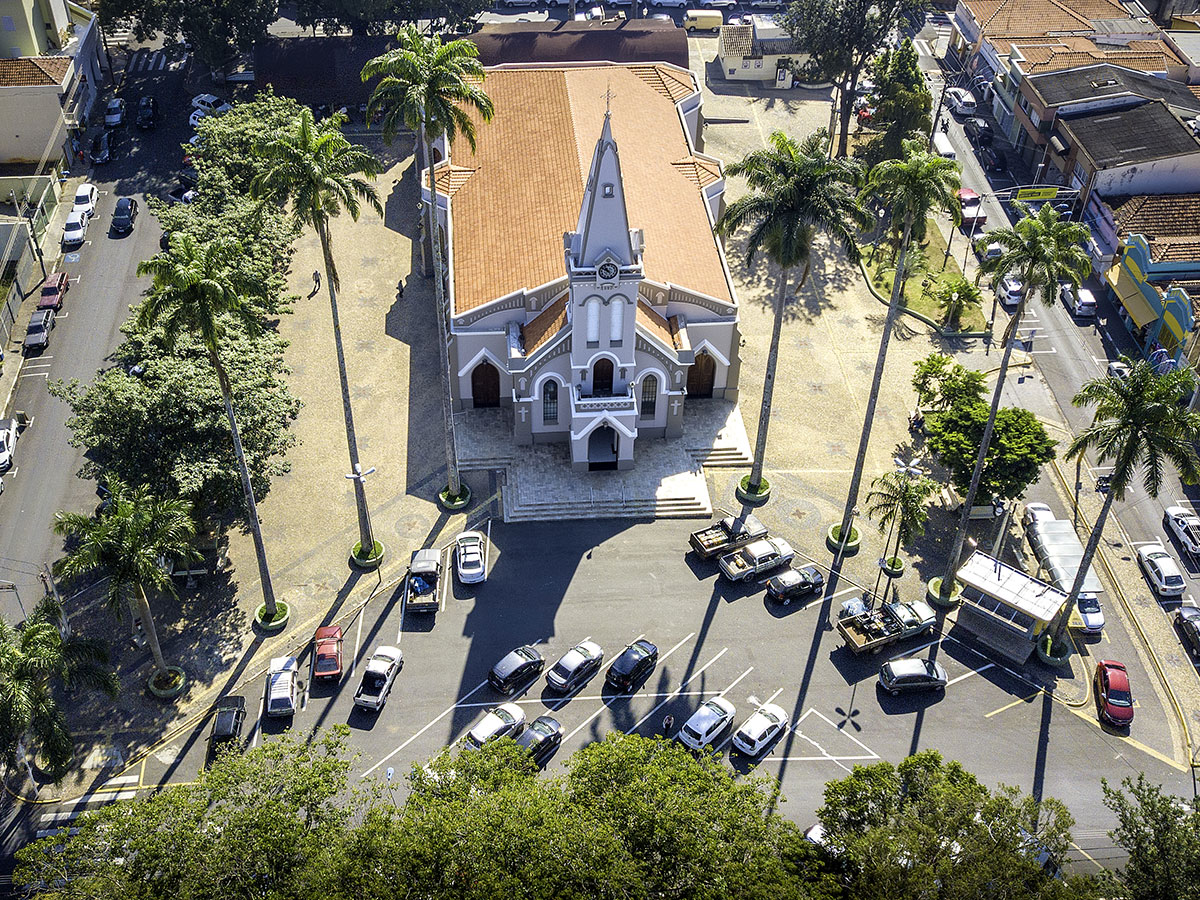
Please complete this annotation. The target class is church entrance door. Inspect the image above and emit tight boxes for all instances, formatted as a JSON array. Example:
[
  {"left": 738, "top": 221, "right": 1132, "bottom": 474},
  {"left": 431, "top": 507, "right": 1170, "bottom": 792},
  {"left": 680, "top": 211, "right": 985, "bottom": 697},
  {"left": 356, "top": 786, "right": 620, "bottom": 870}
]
[
  {"left": 588, "top": 425, "right": 618, "bottom": 471},
  {"left": 592, "top": 358, "right": 614, "bottom": 396},
  {"left": 471, "top": 361, "right": 500, "bottom": 408},
  {"left": 686, "top": 353, "right": 715, "bottom": 398}
]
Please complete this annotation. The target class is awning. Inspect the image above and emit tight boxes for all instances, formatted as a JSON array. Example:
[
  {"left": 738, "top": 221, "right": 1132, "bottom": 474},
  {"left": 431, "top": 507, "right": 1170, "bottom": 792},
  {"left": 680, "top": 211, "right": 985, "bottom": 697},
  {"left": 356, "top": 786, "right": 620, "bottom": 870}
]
[
  {"left": 1049, "top": 135, "right": 1069, "bottom": 155},
  {"left": 1106, "top": 266, "right": 1158, "bottom": 328}
]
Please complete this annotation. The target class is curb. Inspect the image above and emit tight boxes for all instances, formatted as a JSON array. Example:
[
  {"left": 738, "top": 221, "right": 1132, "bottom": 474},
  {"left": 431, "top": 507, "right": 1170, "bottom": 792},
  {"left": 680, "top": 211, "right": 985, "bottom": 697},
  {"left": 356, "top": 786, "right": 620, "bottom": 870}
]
[{"left": 857, "top": 257, "right": 992, "bottom": 340}]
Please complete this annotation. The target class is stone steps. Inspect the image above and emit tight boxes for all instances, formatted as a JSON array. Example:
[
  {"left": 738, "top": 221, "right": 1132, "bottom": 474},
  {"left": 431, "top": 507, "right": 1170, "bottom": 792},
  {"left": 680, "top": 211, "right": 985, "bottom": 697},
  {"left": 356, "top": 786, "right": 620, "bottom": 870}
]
[
  {"left": 503, "top": 492, "right": 711, "bottom": 522},
  {"left": 690, "top": 445, "right": 754, "bottom": 467}
]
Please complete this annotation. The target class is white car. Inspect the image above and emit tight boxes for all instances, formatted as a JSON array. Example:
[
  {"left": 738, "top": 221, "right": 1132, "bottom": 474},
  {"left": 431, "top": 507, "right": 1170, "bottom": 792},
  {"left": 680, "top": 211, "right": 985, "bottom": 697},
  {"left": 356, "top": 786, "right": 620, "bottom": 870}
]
[
  {"left": 103, "top": 97, "right": 125, "bottom": 127},
  {"left": 1021, "top": 502, "right": 1054, "bottom": 529},
  {"left": 353, "top": 645, "right": 403, "bottom": 710},
  {"left": 697, "top": 0, "right": 736, "bottom": 7},
  {"left": 1137, "top": 544, "right": 1186, "bottom": 597},
  {"left": 996, "top": 274, "right": 1023, "bottom": 306},
  {"left": 649, "top": 0, "right": 689, "bottom": 7},
  {"left": 677, "top": 696, "right": 736, "bottom": 751},
  {"left": 265, "top": 656, "right": 299, "bottom": 717},
  {"left": 465, "top": 702, "right": 526, "bottom": 748},
  {"left": 72, "top": 183, "right": 98, "bottom": 218},
  {"left": 731, "top": 702, "right": 789, "bottom": 757},
  {"left": 191, "top": 93, "right": 231, "bottom": 116},
  {"left": 454, "top": 530, "right": 487, "bottom": 584},
  {"left": 1107, "top": 360, "right": 1131, "bottom": 380},
  {"left": 189, "top": 108, "right": 208, "bottom": 129},
  {"left": 61, "top": 210, "right": 89, "bottom": 248},
  {"left": 1165, "top": 506, "right": 1200, "bottom": 556},
  {"left": 980, "top": 241, "right": 1003, "bottom": 261},
  {"left": 945, "top": 87, "right": 977, "bottom": 116},
  {"left": 0, "top": 419, "right": 18, "bottom": 472},
  {"left": 1076, "top": 593, "right": 1105, "bottom": 634}
]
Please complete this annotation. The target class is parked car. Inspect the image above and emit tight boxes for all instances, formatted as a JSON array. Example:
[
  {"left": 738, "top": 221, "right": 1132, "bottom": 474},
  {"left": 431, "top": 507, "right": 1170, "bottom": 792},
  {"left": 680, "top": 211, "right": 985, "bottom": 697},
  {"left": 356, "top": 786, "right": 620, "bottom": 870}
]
[
  {"left": 1059, "top": 282, "right": 1096, "bottom": 317},
  {"left": 23, "top": 308, "right": 55, "bottom": 354},
  {"left": 191, "top": 93, "right": 232, "bottom": 116},
  {"left": 513, "top": 715, "right": 563, "bottom": 766},
  {"left": 1076, "top": 594, "right": 1106, "bottom": 634},
  {"left": 731, "top": 702, "right": 789, "bottom": 757},
  {"left": 1094, "top": 659, "right": 1134, "bottom": 726},
  {"left": 72, "top": 183, "right": 97, "bottom": 218},
  {"left": 188, "top": 108, "right": 207, "bottom": 129},
  {"left": 208, "top": 696, "right": 247, "bottom": 754},
  {"left": 103, "top": 97, "right": 126, "bottom": 128},
  {"left": 90, "top": 131, "right": 116, "bottom": 164},
  {"left": 766, "top": 564, "right": 825, "bottom": 604},
  {"left": 1165, "top": 505, "right": 1200, "bottom": 556},
  {"left": 979, "top": 145, "right": 1007, "bottom": 172},
  {"left": 465, "top": 702, "right": 526, "bottom": 748},
  {"left": 37, "top": 271, "right": 69, "bottom": 310},
  {"left": 1136, "top": 544, "right": 1186, "bottom": 597},
  {"left": 878, "top": 657, "right": 948, "bottom": 695},
  {"left": 1175, "top": 605, "right": 1200, "bottom": 658},
  {"left": 1021, "top": 502, "right": 1054, "bottom": 529},
  {"left": 546, "top": 640, "right": 604, "bottom": 693},
  {"left": 62, "top": 210, "right": 88, "bottom": 248},
  {"left": 944, "top": 87, "right": 977, "bottom": 116},
  {"left": 0, "top": 419, "right": 17, "bottom": 471},
  {"left": 996, "top": 273, "right": 1023, "bottom": 307},
  {"left": 312, "top": 625, "right": 343, "bottom": 681},
  {"left": 136, "top": 95, "right": 158, "bottom": 129},
  {"left": 605, "top": 639, "right": 658, "bottom": 691},
  {"left": 353, "top": 645, "right": 403, "bottom": 710},
  {"left": 265, "top": 656, "right": 299, "bottom": 717},
  {"left": 454, "top": 530, "right": 487, "bottom": 583},
  {"left": 963, "top": 117, "right": 993, "bottom": 145},
  {"left": 489, "top": 645, "right": 545, "bottom": 694},
  {"left": 956, "top": 188, "right": 987, "bottom": 228},
  {"left": 111, "top": 197, "right": 139, "bottom": 234},
  {"left": 678, "top": 697, "right": 736, "bottom": 750},
  {"left": 977, "top": 240, "right": 1003, "bottom": 261},
  {"left": 1107, "top": 360, "right": 1131, "bottom": 380}
]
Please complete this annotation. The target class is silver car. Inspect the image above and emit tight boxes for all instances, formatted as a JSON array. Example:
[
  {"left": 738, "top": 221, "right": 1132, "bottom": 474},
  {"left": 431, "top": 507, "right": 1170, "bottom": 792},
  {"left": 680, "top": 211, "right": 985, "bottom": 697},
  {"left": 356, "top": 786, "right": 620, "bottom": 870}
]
[{"left": 465, "top": 702, "right": 526, "bottom": 748}]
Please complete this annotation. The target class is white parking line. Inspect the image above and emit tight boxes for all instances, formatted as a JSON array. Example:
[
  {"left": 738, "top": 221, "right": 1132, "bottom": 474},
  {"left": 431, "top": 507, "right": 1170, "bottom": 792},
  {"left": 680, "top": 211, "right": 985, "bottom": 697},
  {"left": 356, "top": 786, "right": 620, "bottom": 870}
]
[
  {"left": 626, "top": 647, "right": 728, "bottom": 735},
  {"left": 352, "top": 607, "right": 364, "bottom": 679},
  {"left": 248, "top": 697, "right": 264, "bottom": 748},
  {"left": 361, "top": 680, "right": 489, "bottom": 778},
  {"left": 562, "top": 631, "right": 695, "bottom": 743},
  {"left": 716, "top": 666, "right": 754, "bottom": 698},
  {"left": 946, "top": 663, "right": 994, "bottom": 686}
]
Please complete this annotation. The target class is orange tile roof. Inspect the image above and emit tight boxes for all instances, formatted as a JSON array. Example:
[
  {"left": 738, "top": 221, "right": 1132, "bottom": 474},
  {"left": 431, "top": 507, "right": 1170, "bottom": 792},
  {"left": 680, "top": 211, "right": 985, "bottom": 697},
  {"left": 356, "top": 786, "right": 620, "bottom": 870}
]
[
  {"left": 446, "top": 65, "right": 732, "bottom": 315},
  {"left": 636, "top": 301, "right": 674, "bottom": 348},
  {"left": 0, "top": 57, "right": 70, "bottom": 87},
  {"left": 521, "top": 295, "right": 569, "bottom": 354},
  {"left": 430, "top": 164, "right": 477, "bottom": 198},
  {"left": 1012, "top": 35, "right": 1181, "bottom": 73},
  {"left": 963, "top": 0, "right": 1133, "bottom": 43}
]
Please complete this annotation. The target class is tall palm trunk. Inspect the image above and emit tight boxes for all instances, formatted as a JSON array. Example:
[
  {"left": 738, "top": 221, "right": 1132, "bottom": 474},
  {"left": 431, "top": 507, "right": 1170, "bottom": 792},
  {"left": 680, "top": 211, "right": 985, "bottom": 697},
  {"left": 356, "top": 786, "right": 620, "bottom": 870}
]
[
  {"left": 316, "top": 221, "right": 376, "bottom": 557},
  {"left": 136, "top": 585, "right": 168, "bottom": 677},
  {"left": 1051, "top": 485, "right": 1116, "bottom": 646},
  {"left": 210, "top": 349, "right": 277, "bottom": 617},
  {"left": 746, "top": 267, "right": 795, "bottom": 493},
  {"left": 836, "top": 215, "right": 914, "bottom": 554},
  {"left": 424, "top": 128, "right": 462, "bottom": 499},
  {"left": 937, "top": 298, "right": 1025, "bottom": 602}
]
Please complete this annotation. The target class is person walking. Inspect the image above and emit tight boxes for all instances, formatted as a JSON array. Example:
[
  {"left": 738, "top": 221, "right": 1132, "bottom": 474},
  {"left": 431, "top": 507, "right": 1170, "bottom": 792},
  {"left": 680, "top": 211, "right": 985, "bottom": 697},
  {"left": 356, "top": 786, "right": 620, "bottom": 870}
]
[
  {"left": 311, "top": 269, "right": 321, "bottom": 295},
  {"left": 662, "top": 714, "right": 675, "bottom": 735}
]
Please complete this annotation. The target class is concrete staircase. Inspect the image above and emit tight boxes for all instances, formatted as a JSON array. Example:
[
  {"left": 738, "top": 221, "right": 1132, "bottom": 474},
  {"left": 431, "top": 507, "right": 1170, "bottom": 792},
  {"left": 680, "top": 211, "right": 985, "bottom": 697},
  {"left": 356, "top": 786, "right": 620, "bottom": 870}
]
[{"left": 502, "top": 468, "right": 713, "bottom": 522}]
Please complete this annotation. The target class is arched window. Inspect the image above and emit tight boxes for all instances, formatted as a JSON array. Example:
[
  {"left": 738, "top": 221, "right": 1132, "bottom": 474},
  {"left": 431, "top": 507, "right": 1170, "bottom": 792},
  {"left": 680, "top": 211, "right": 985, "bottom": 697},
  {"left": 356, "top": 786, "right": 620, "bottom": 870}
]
[
  {"left": 609, "top": 299, "right": 624, "bottom": 346},
  {"left": 543, "top": 381, "right": 558, "bottom": 424},
  {"left": 586, "top": 299, "right": 600, "bottom": 347},
  {"left": 641, "top": 374, "right": 658, "bottom": 418}
]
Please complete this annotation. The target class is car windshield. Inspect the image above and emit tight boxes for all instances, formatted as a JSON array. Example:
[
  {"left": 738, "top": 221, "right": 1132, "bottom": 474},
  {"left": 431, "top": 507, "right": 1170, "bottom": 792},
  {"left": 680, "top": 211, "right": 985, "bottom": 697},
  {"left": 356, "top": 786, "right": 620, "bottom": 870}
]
[
  {"left": 65, "top": 221, "right": 81, "bottom": 234},
  {"left": 760, "top": 710, "right": 781, "bottom": 725},
  {"left": 682, "top": 725, "right": 703, "bottom": 741},
  {"left": 1078, "top": 596, "right": 1101, "bottom": 614},
  {"left": 1107, "top": 688, "right": 1132, "bottom": 707},
  {"left": 551, "top": 662, "right": 572, "bottom": 680},
  {"left": 494, "top": 708, "right": 515, "bottom": 725},
  {"left": 41, "top": 284, "right": 58, "bottom": 296},
  {"left": 268, "top": 697, "right": 291, "bottom": 711},
  {"left": 74, "top": 190, "right": 90, "bottom": 205},
  {"left": 1167, "top": 574, "right": 1186, "bottom": 586},
  {"left": 315, "top": 656, "right": 338, "bottom": 673}
]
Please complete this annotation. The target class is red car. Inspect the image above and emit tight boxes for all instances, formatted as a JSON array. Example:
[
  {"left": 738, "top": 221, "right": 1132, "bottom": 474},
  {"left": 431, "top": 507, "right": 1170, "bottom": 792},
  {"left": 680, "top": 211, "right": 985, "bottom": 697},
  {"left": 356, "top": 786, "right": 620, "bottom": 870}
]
[
  {"left": 37, "top": 272, "right": 69, "bottom": 310},
  {"left": 313, "top": 625, "right": 343, "bottom": 681},
  {"left": 1094, "top": 659, "right": 1134, "bottom": 726}
]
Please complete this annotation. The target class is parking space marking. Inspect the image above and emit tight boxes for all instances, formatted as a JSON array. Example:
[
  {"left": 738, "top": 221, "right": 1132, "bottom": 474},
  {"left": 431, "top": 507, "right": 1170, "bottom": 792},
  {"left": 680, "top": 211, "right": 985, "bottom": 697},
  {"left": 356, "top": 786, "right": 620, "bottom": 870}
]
[
  {"left": 716, "top": 666, "right": 754, "bottom": 699},
  {"left": 248, "top": 697, "right": 264, "bottom": 748},
  {"left": 361, "top": 679, "right": 489, "bottom": 778},
  {"left": 946, "top": 662, "right": 994, "bottom": 686},
  {"left": 626, "top": 647, "right": 728, "bottom": 735},
  {"left": 763, "top": 709, "right": 880, "bottom": 771}
]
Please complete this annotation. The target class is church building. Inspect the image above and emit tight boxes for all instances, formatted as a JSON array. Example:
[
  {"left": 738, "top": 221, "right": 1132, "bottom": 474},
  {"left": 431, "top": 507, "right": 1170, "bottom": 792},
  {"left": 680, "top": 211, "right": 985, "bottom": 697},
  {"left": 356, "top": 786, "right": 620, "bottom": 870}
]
[{"left": 425, "top": 63, "right": 742, "bottom": 471}]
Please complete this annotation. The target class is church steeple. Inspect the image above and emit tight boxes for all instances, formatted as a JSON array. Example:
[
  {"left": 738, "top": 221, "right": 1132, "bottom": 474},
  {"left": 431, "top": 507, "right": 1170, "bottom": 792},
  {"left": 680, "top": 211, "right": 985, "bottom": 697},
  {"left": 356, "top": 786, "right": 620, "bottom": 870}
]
[{"left": 565, "top": 112, "right": 643, "bottom": 272}]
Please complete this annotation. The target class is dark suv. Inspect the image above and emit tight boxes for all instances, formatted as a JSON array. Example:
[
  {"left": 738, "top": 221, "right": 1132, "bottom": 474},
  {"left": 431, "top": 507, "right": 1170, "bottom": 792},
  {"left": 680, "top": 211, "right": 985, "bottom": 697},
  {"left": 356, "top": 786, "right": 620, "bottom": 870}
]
[
  {"left": 605, "top": 639, "right": 658, "bottom": 692},
  {"left": 208, "top": 696, "right": 247, "bottom": 752},
  {"left": 964, "top": 117, "right": 994, "bottom": 145},
  {"left": 489, "top": 645, "right": 544, "bottom": 694},
  {"left": 23, "top": 308, "right": 55, "bottom": 354},
  {"left": 136, "top": 95, "right": 158, "bottom": 129}
]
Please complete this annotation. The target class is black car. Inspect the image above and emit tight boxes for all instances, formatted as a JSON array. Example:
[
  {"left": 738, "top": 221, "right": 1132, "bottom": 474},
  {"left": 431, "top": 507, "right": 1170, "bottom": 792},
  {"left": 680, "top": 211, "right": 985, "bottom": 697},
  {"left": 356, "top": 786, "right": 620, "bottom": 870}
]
[
  {"left": 514, "top": 715, "right": 563, "bottom": 766},
  {"left": 23, "top": 308, "right": 55, "bottom": 354},
  {"left": 136, "top": 95, "right": 158, "bottom": 129},
  {"left": 111, "top": 197, "right": 139, "bottom": 234},
  {"left": 545, "top": 640, "right": 603, "bottom": 693},
  {"left": 979, "top": 144, "right": 1007, "bottom": 172},
  {"left": 766, "top": 565, "right": 825, "bottom": 604},
  {"left": 964, "top": 117, "right": 994, "bottom": 145},
  {"left": 208, "top": 696, "right": 247, "bottom": 750},
  {"left": 605, "top": 639, "right": 658, "bottom": 692},
  {"left": 489, "top": 645, "right": 544, "bottom": 694},
  {"left": 90, "top": 131, "right": 116, "bottom": 164},
  {"left": 1176, "top": 606, "right": 1200, "bottom": 658}
]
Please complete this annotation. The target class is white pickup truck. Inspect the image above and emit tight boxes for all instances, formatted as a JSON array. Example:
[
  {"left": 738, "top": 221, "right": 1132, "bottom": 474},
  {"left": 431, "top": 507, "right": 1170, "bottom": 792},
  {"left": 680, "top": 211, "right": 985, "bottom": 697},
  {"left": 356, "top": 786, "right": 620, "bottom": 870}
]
[{"left": 718, "top": 538, "right": 795, "bottom": 582}]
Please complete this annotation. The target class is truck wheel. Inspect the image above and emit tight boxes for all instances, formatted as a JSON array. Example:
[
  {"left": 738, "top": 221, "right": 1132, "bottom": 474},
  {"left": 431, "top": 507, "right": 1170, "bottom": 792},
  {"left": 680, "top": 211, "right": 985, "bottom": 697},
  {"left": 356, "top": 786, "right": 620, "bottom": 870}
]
[{"left": 890, "top": 688, "right": 900, "bottom": 696}]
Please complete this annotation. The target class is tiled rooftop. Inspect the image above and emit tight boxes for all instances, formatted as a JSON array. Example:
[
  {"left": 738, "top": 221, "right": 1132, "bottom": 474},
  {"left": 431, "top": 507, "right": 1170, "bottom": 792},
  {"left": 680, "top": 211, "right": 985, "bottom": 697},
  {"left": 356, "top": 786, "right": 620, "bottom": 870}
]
[
  {"left": 0, "top": 57, "right": 71, "bottom": 87},
  {"left": 1011, "top": 35, "right": 1181, "bottom": 74},
  {"left": 963, "top": 0, "right": 1132, "bottom": 41},
  {"left": 521, "top": 295, "right": 569, "bottom": 355}
]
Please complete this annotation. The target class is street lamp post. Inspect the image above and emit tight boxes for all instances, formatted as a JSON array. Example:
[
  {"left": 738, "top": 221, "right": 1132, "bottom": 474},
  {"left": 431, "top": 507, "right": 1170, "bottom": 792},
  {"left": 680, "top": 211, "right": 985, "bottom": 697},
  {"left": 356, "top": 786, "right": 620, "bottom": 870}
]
[
  {"left": 0, "top": 579, "right": 27, "bottom": 620},
  {"left": 1192, "top": 743, "right": 1200, "bottom": 802},
  {"left": 344, "top": 464, "right": 377, "bottom": 561}
]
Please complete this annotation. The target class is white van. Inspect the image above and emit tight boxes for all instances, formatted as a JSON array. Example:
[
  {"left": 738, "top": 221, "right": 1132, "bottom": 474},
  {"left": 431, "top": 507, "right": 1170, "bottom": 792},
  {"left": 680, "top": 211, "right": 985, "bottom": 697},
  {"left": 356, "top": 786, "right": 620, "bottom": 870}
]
[
  {"left": 683, "top": 9, "right": 724, "bottom": 31},
  {"left": 1061, "top": 283, "right": 1097, "bottom": 317},
  {"left": 932, "top": 132, "right": 956, "bottom": 160}
]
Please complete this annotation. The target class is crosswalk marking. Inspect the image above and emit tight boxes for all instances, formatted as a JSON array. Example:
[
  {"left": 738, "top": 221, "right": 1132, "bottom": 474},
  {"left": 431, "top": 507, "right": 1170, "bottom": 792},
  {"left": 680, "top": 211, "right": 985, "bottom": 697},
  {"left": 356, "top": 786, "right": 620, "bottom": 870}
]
[{"left": 126, "top": 49, "right": 187, "bottom": 74}]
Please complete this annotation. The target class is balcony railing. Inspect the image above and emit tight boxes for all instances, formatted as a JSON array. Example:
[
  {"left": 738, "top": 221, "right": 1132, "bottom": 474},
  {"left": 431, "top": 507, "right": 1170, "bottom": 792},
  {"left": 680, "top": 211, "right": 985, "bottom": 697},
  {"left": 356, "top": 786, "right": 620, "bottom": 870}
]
[{"left": 573, "top": 384, "right": 636, "bottom": 413}]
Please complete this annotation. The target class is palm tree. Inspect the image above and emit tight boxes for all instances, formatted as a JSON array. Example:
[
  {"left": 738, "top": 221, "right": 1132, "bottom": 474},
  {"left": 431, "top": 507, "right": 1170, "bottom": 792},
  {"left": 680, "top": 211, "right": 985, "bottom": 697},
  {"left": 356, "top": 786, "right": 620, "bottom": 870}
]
[
  {"left": 935, "top": 205, "right": 1091, "bottom": 604},
  {"left": 834, "top": 139, "right": 960, "bottom": 552},
  {"left": 715, "top": 130, "right": 870, "bottom": 498},
  {"left": 53, "top": 479, "right": 199, "bottom": 688},
  {"left": 252, "top": 109, "right": 385, "bottom": 561},
  {"left": 865, "top": 469, "right": 938, "bottom": 602},
  {"left": 361, "top": 25, "right": 494, "bottom": 504},
  {"left": 136, "top": 234, "right": 279, "bottom": 620},
  {"left": 0, "top": 595, "right": 118, "bottom": 781},
  {"left": 1050, "top": 360, "right": 1200, "bottom": 647},
  {"left": 933, "top": 276, "right": 981, "bottom": 329}
]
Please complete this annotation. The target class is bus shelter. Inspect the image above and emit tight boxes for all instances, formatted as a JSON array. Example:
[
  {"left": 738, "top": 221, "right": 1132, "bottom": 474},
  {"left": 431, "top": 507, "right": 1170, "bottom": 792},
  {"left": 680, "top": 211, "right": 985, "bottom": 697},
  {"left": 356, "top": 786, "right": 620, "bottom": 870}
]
[{"left": 954, "top": 551, "right": 1068, "bottom": 664}]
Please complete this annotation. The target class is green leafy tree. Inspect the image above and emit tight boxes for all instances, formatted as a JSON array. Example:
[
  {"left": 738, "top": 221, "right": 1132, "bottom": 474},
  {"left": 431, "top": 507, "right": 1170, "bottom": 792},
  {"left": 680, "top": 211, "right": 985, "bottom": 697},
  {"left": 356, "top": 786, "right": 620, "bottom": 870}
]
[
  {"left": 937, "top": 204, "right": 1090, "bottom": 603},
  {"left": 1051, "top": 359, "right": 1200, "bottom": 645},
  {"left": 0, "top": 596, "right": 118, "bottom": 782},
  {"left": 716, "top": 130, "right": 869, "bottom": 498},
  {"left": 911, "top": 352, "right": 986, "bottom": 411},
  {"left": 926, "top": 400, "right": 1057, "bottom": 502},
  {"left": 836, "top": 138, "right": 959, "bottom": 551},
  {"left": 932, "top": 275, "right": 981, "bottom": 329},
  {"left": 362, "top": 26, "right": 494, "bottom": 503},
  {"left": 253, "top": 109, "right": 384, "bottom": 562},
  {"left": 52, "top": 480, "right": 198, "bottom": 687},
  {"left": 781, "top": 0, "right": 923, "bottom": 157},
  {"left": 1101, "top": 774, "right": 1200, "bottom": 900},
  {"left": 100, "top": 0, "right": 277, "bottom": 71},
  {"left": 866, "top": 38, "right": 932, "bottom": 160}
]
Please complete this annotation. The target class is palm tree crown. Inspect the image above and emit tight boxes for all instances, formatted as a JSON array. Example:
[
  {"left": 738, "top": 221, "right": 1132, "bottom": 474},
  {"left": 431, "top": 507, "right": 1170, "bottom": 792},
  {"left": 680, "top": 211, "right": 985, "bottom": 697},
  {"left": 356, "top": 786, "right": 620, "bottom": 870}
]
[
  {"left": 866, "top": 470, "right": 937, "bottom": 547},
  {"left": 864, "top": 137, "right": 961, "bottom": 245},
  {"left": 979, "top": 203, "right": 1092, "bottom": 309}
]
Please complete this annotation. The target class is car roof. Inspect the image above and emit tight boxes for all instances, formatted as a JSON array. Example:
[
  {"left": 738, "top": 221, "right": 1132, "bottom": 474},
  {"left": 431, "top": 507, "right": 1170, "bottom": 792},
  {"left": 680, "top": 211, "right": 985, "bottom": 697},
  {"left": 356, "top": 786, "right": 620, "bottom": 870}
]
[
  {"left": 270, "top": 656, "right": 298, "bottom": 673},
  {"left": 66, "top": 210, "right": 85, "bottom": 223},
  {"left": 115, "top": 197, "right": 134, "bottom": 210},
  {"left": 885, "top": 658, "right": 933, "bottom": 678},
  {"left": 1099, "top": 660, "right": 1129, "bottom": 689},
  {"left": 314, "top": 625, "right": 342, "bottom": 641}
]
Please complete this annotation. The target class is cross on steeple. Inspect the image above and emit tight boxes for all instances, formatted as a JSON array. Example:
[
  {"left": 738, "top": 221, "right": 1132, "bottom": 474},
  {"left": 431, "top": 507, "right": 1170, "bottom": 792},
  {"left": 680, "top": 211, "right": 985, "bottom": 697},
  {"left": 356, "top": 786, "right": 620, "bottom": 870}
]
[{"left": 603, "top": 82, "right": 615, "bottom": 117}]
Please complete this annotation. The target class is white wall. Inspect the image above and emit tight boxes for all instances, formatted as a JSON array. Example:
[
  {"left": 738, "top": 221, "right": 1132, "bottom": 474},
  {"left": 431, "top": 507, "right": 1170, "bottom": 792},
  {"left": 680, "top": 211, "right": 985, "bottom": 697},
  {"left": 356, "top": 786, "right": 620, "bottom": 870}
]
[
  {"left": 1094, "top": 151, "right": 1200, "bottom": 196},
  {"left": 0, "top": 85, "right": 67, "bottom": 163}
]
